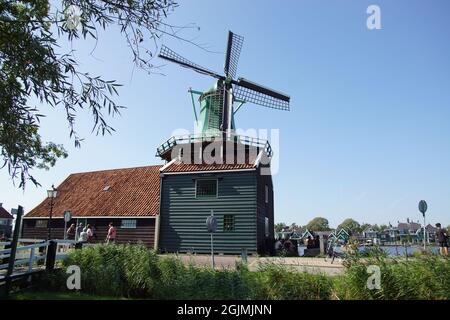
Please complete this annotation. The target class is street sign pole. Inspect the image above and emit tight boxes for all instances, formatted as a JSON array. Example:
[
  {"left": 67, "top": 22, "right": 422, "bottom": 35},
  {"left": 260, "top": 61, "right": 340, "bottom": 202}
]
[
  {"left": 211, "top": 232, "right": 214, "bottom": 269},
  {"left": 423, "top": 213, "right": 426, "bottom": 250},
  {"left": 418, "top": 200, "right": 428, "bottom": 251},
  {"left": 206, "top": 210, "right": 217, "bottom": 269},
  {"left": 63, "top": 211, "right": 72, "bottom": 240},
  {"left": 210, "top": 210, "right": 215, "bottom": 269}
]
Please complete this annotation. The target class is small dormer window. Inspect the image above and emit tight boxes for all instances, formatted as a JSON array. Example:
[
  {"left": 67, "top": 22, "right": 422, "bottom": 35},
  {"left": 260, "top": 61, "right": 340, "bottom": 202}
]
[{"left": 103, "top": 186, "right": 111, "bottom": 191}]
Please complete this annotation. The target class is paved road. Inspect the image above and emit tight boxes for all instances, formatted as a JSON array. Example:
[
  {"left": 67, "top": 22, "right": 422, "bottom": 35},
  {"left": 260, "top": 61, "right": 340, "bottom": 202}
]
[{"left": 160, "top": 254, "right": 345, "bottom": 275}]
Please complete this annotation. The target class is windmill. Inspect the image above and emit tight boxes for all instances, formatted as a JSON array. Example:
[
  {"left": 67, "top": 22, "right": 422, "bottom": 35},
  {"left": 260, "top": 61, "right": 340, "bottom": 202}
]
[{"left": 158, "top": 31, "right": 290, "bottom": 138}]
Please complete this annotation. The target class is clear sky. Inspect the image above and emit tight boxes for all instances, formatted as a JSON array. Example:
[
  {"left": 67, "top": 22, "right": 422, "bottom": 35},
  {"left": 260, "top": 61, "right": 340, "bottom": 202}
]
[{"left": 2, "top": 0, "right": 450, "bottom": 228}]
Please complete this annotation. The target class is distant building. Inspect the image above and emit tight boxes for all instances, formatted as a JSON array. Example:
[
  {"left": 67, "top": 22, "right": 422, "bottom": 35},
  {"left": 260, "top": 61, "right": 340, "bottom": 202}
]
[
  {"left": 386, "top": 225, "right": 400, "bottom": 242},
  {"left": 0, "top": 203, "right": 14, "bottom": 238},
  {"left": 415, "top": 224, "right": 437, "bottom": 243},
  {"left": 397, "top": 218, "right": 421, "bottom": 238},
  {"left": 362, "top": 227, "right": 378, "bottom": 240},
  {"left": 395, "top": 219, "right": 439, "bottom": 243}
]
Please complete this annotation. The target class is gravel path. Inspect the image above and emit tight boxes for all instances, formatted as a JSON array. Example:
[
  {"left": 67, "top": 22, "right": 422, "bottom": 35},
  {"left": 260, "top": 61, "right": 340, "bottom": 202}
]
[{"left": 160, "top": 254, "right": 345, "bottom": 275}]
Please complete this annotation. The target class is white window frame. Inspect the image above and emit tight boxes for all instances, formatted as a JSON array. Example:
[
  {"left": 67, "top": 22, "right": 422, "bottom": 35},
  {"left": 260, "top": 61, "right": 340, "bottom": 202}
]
[
  {"left": 120, "top": 219, "right": 137, "bottom": 229},
  {"left": 195, "top": 179, "right": 218, "bottom": 198}
]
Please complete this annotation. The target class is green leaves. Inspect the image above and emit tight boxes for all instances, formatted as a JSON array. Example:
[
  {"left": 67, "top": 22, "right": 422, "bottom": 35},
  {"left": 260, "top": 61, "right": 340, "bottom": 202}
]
[
  {"left": 0, "top": 0, "right": 177, "bottom": 188},
  {"left": 306, "top": 217, "right": 330, "bottom": 231}
]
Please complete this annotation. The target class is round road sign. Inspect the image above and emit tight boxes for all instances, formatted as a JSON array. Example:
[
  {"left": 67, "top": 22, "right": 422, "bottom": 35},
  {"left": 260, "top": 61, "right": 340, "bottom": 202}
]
[
  {"left": 418, "top": 200, "right": 427, "bottom": 216},
  {"left": 64, "top": 210, "right": 72, "bottom": 222},
  {"left": 206, "top": 215, "right": 218, "bottom": 233}
]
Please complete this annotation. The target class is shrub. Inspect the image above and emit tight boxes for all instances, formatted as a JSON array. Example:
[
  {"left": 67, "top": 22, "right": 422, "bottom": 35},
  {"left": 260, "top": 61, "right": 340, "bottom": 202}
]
[
  {"left": 336, "top": 252, "right": 450, "bottom": 300},
  {"left": 251, "top": 263, "right": 333, "bottom": 300},
  {"left": 43, "top": 244, "right": 449, "bottom": 300}
]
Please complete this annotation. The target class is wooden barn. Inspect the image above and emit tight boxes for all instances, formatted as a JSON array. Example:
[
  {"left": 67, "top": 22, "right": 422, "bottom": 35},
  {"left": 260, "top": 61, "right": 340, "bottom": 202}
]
[{"left": 21, "top": 166, "right": 161, "bottom": 249}]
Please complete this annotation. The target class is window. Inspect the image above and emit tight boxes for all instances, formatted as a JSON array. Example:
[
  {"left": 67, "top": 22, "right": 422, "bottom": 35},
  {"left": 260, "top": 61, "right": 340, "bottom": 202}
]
[
  {"left": 121, "top": 219, "right": 137, "bottom": 229},
  {"left": 265, "top": 217, "right": 270, "bottom": 237},
  {"left": 265, "top": 185, "right": 269, "bottom": 204},
  {"left": 0, "top": 220, "right": 8, "bottom": 225},
  {"left": 196, "top": 179, "right": 217, "bottom": 198},
  {"left": 35, "top": 220, "right": 47, "bottom": 228},
  {"left": 223, "top": 215, "right": 235, "bottom": 232}
]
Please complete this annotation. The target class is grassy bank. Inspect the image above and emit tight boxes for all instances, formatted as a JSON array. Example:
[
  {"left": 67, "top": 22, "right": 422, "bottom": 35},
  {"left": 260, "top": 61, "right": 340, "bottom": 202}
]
[{"left": 24, "top": 244, "right": 450, "bottom": 300}]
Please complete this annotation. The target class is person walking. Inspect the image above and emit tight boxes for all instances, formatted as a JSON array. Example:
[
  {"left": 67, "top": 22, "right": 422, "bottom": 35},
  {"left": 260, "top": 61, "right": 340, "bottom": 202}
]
[
  {"left": 66, "top": 223, "right": 76, "bottom": 240},
  {"left": 106, "top": 222, "right": 116, "bottom": 244},
  {"left": 76, "top": 223, "right": 84, "bottom": 241},
  {"left": 436, "top": 223, "right": 448, "bottom": 256},
  {"left": 86, "top": 224, "right": 93, "bottom": 242}
]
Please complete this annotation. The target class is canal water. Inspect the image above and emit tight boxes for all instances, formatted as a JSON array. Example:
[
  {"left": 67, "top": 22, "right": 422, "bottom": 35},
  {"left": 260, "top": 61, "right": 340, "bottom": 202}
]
[{"left": 298, "top": 245, "right": 439, "bottom": 256}]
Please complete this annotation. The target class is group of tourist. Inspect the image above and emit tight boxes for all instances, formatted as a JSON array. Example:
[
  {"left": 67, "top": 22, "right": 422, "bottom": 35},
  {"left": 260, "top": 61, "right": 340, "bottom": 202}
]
[
  {"left": 66, "top": 222, "right": 117, "bottom": 244},
  {"left": 274, "top": 236, "right": 298, "bottom": 255}
]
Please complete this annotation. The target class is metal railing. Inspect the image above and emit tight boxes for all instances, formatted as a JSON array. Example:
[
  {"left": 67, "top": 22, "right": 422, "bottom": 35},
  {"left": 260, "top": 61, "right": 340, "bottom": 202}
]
[{"left": 156, "top": 132, "right": 273, "bottom": 158}]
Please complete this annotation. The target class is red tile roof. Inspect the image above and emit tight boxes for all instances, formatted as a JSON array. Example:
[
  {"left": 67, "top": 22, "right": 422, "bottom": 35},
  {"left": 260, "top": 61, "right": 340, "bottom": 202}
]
[
  {"left": 0, "top": 206, "right": 13, "bottom": 219},
  {"left": 24, "top": 166, "right": 161, "bottom": 218},
  {"left": 162, "top": 161, "right": 256, "bottom": 173}
]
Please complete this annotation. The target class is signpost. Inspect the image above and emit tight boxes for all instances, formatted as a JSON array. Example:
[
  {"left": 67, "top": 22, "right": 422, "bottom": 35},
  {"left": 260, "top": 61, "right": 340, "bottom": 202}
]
[
  {"left": 418, "top": 200, "right": 427, "bottom": 250},
  {"left": 63, "top": 210, "right": 72, "bottom": 240},
  {"left": 206, "top": 210, "right": 217, "bottom": 269}
]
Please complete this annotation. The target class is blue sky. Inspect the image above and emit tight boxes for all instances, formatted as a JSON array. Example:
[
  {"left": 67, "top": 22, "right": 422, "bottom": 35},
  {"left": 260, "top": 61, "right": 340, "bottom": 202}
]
[{"left": 2, "top": 0, "right": 450, "bottom": 228}]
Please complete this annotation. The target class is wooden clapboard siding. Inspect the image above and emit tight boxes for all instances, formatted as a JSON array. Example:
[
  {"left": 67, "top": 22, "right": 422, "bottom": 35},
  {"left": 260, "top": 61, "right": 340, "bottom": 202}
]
[
  {"left": 21, "top": 219, "right": 65, "bottom": 240},
  {"left": 21, "top": 218, "right": 156, "bottom": 248},
  {"left": 22, "top": 226, "right": 65, "bottom": 240},
  {"left": 159, "top": 171, "right": 259, "bottom": 255}
]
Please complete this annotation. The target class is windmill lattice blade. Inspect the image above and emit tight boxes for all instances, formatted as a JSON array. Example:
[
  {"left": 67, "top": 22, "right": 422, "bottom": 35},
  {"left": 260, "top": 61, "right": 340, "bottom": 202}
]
[
  {"left": 159, "top": 45, "right": 224, "bottom": 80},
  {"left": 233, "top": 78, "right": 290, "bottom": 111},
  {"left": 224, "top": 31, "right": 244, "bottom": 79}
]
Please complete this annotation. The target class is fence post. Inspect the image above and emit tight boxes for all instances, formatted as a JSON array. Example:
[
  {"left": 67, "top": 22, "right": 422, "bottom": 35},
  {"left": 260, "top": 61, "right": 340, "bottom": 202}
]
[
  {"left": 28, "top": 247, "right": 35, "bottom": 273},
  {"left": 2, "top": 205, "right": 23, "bottom": 297},
  {"left": 45, "top": 240, "right": 57, "bottom": 271}
]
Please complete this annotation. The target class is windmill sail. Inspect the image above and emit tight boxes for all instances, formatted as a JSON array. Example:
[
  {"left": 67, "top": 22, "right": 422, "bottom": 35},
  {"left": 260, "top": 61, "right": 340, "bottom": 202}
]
[
  {"left": 159, "top": 45, "right": 224, "bottom": 80},
  {"left": 158, "top": 31, "right": 290, "bottom": 136},
  {"left": 233, "top": 78, "right": 290, "bottom": 111},
  {"left": 224, "top": 31, "right": 244, "bottom": 80}
]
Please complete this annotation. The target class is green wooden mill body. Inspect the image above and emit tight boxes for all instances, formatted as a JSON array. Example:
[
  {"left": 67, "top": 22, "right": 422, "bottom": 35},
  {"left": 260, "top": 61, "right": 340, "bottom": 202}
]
[{"left": 192, "top": 82, "right": 236, "bottom": 136}]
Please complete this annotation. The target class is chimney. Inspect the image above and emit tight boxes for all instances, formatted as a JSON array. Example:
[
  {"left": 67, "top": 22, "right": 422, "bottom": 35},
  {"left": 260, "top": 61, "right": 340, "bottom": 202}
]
[{"left": 0, "top": 203, "right": 2, "bottom": 207}]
